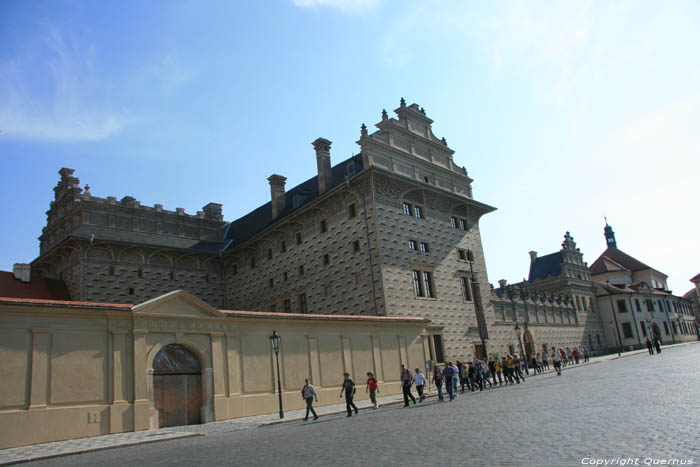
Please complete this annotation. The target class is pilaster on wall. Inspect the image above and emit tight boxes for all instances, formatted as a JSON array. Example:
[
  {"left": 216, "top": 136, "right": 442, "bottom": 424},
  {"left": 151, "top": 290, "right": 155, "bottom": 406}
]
[{"left": 29, "top": 328, "right": 50, "bottom": 410}]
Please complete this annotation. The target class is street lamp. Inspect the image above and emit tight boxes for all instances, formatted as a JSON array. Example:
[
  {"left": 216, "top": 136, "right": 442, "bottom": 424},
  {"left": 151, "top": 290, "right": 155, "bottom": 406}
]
[
  {"left": 270, "top": 330, "right": 283, "bottom": 419},
  {"left": 514, "top": 322, "right": 524, "bottom": 355},
  {"left": 606, "top": 281, "right": 623, "bottom": 356}
]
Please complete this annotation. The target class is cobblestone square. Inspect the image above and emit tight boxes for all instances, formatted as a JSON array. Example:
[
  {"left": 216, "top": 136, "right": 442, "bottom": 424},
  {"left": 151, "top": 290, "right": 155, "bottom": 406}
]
[{"left": 22, "top": 343, "right": 700, "bottom": 467}]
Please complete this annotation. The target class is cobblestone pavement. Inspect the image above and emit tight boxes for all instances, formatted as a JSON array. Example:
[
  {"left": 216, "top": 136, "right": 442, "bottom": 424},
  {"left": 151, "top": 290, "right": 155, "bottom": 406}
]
[{"left": 5, "top": 342, "right": 699, "bottom": 467}]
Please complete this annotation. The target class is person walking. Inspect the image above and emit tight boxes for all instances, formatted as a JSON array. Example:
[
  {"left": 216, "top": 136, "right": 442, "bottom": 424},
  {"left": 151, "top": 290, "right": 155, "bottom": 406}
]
[
  {"left": 400, "top": 365, "right": 417, "bottom": 406},
  {"left": 366, "top": 372, "right": 380, "bottom": 408},
  {"left": 654, "top": 337, "right": 662, "bottom": 354},
  {"left": 581, "top": 346, "right": 589, "bottom": 363},
  {"left": 551, "top": 347, "right": 562, "bottom": 376},
  {"left": 530, "top": 354, "right": 538, "bottom": 375},
  {"left": 494, "top": 357, "right": 503, "bottom": 385},
  {"left": 301, "top": 378, "right": 319, "bottom": 420},
  {"left": 566, "top": 347, "right": 573, "bottom": 365},
  {"left": 443, "top": 362, "right": 456, "bottom": 401},
  {"left": 488, "top": 358, "right": 498, "bottom": 386},
  {"left": 645, "top": 338, "right": 654, "bottom": 355},
  {"left": 573, "top": 347, "right": 579, "bottom": 364},
  {"left": 542, "top": 351, "right": 549, "bottom": 371},
  {"left": 434, "top": 365, "right": 444, "bottom": 402},
  {"left": 414, "top": 368, "right": 426, "bottom": 402},
  {"left": 515, "top": 355, "right": 526, "bottom": 382},
  {"left": 339, "top": 372, "right": 358, "bottom": 417},
  {"left": 521, "top": 354, "right": 529, "bottom": 375},
  {"left": 536, "top": 353, "right": 543, "bottom": 373}
]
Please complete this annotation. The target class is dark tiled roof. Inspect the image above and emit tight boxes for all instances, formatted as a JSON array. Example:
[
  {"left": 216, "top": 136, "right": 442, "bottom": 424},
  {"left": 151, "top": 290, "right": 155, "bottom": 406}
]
[
  {"left": 0, "top": 271, "right": 71, "bottom": 300},
  {"left": 590, "top": 246, "right": 655, "bottom": 276},
  {"left": 224, "top": 154, "right": 363, "bottom": 249},
  {"left": 690, "top": 272, "right": 700, "bottom": 283},
  {"left": 682, "top": 288, "right": 697, "bottom": 300},
  {"left": 528, "top": 252, "right": 562, "bottom": 281}
]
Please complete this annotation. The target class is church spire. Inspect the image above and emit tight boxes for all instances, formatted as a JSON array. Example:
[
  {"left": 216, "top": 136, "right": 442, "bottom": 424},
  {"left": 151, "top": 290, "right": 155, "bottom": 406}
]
[{"left": 604, "top": 218, "right": 617, "bottom": 248}]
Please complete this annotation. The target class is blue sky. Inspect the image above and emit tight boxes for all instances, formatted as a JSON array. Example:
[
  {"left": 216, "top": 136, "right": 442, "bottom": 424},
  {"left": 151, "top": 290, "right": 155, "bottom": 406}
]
[{"left": 1, "top": 0, "right": 698, "bottom": 294}]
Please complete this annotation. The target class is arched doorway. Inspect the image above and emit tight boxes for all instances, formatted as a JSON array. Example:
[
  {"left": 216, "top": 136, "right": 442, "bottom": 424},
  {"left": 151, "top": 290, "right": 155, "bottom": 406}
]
[
  {"left": 153, "top": 344, "right": 202, "bottom": 427},
  {"left": 523, "top": 331, "right": 535, "bottom": 356}
]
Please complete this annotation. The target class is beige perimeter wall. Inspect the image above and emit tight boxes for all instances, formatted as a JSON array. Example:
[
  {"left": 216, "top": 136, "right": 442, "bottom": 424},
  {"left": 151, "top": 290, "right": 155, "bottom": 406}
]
[{"left": 0, "top": 291, "right": 430, "bottom": 449}]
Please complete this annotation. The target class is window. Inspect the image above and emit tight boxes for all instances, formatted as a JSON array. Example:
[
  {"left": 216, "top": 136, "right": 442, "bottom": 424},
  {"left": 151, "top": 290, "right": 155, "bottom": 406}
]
[
  {"left": 616, "top": 299, "right": 628, "bottom": 313},
  {"left": 128, "top": 287, "right": 135, "bottom": 295},
  {"left": 298, "top": 265, "right": 305, "bottom": 276},
  {"left": 352, "top": 240, "right": 360, "bottom": 253},
  {"left": 450, "top": 217, "right": 457, "bottom": 228},
  {"left": 646, "top": 299, "right": 654, "bottom": 312},
  {"left": 323, "top": 285, "right": 331, "bottom": 297},
  {"left": 295, "top": 232, "right": 302, "bottom": 245},
  {"left": 403, "top": 202, "right": 412, "bottom": 216},
  {"left": 298, "top": 293, "right": 308, "bottom": 314},
  {"left": 458, "top": 249, "right": 467, "bottom": 261},
  {"left": 281, "top": 241, "right": 287, "bottom": 253},
  {"left": 169, "top": 271, "right": 175, "bottom": 280},
  {"left": 323, "top": 253, "right": 330, "bottom": 266},
  {"left": 232, "top": 264, "right": 238, "bottom": 275},
  {"left": 414, "top": 206, "right": 424, "bottom": 219},
  {"left": 283, "top": 299, "right": 291, "bottom": 313},
  {"left": 621, "top": 322, "right": 634, "bottom": 339},
  {"left": 320, "top": 219, "right": 327, "bottom": 233},
  {"left": 635, "top": 299, "right": 641, "bottom": 312},
  {"left": 459, "top": 219, "right": 466, "bottom": 230},
  {"left": 641, "top": 324, "right": 647, "bottom": 337},
  {"left": 461, "top": 277, "right": 473, "bottom": 301},
  {"left": 268, "top": 278, "right": 274, "bottom": 288},
  {"left": 419, "top": 242, "right": 429, "bottom": 253},
  {"left": 354, "top": 273, "right": 362, "bottom": 287},
  {"left": 270, "top": 303, "right": 277, "bottom": 313},
  {"left": 137, "top": 268, "right": 144, "bottom": 278},
  {"left": 408, "top": 240, "right": 417, "bottom": 250},
  {"left": 283, "top": 271, "right": 288, "bottom": 282},
  {"left": 432, "top": 335, "right": 445, "bottom": 363},
  {"left": 663, "top": 322, "right": 669, "bottom": 335},
  {"left": 109, "top": 265, "right": 116, "bottom": 276},
  {"left": 596, "top": 334, "right": 601, "bottom": 346},
  {"left": 413, "top": 270, "right": 434, "bottom": 298},
  {"left": 424, "top": 176, "right": 430, "bottom": 183},
  {"left": 267, "top": 248, "right": 273, "bottom": 260},
  {"left": 348, "top": 203, "right": 357, "bottom": 218},
  {"left": 250, "top": 257, "right": 256, "bottom": 269}
]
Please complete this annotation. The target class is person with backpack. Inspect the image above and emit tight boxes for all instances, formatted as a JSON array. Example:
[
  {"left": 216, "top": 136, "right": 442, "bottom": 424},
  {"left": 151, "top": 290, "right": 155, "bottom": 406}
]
[
  {"left": 365, "top": 372, "right": 379, "bottom": 409},
  {"left": 442, "top": 362, "right": 456, "bottom": 401},
  {"left": 301, "top": 378, "right": 319, "bottom": 421},
  {"left": 433, "top": 365, "right": 444, "bottom": 402},
  {"left": 339, "top": 372, "right": 359, "bottom": 417},
  {"left": 400, "top": 365, "right": 417, "bottom": 406}
]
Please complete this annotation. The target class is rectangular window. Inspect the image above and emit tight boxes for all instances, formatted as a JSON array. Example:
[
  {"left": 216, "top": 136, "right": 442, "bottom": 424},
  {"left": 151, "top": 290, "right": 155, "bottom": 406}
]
[
  {"left": 283, "top": 299, "right": 291, "bottom": 313},
  {"left": 323, "top": 285, "right": 331, "bottom": 297},
  {"left": 419, "top": 242, "right": 429, "bottom": 253},
  {"left": 267, "top": 248, "right": 273, "bottom": 260},
  {"left": 403, "top": 203, "right": 412, "bottom": 216},
  {"left": 354, "top": 273, "right": 362, "bottom": 286},
  {"left": 458, "top": 249, "right": 467, "bottom": 261},
  {"left": 461, "top": 277, "right": 473, "bottom": 301},
  {"left": 348, "top": 203, "right": 357, "bottom": 218},
  {"left": 414, "top": 206, "right": 423, "bottom": 219},
  {"left": 232, "top": 264, "right": 238, "bottom": 275},
  {"left": 352, "top": 240, "right": 360, "bottom": 253},
  {"left": 635, "top": 299, "right": 641, "bottom": 312},
  {"left": 281, "top": 241, "right": 287, "bottom": 253},
  {"left": 109, "top": 265, "right": 116, "bottom": 276},
  {"left": 641, "top": 323, "right": 647, "bottom": 337},
  {"left": 283, "top": 271, "right": 288, "bottom": 282},
  {"left": 432, "top": 335, "right": 445, "bottom": 363},
  {"left": 646, "top": 299, "right": 654, "bottom": 312},
  {"left": 270, "top": 303, "right": 277, "bottom": 313},
  {"left": 423, "top": 271, "right": 434, "bottom": 298},
  {"left": 450, "top": 216, "right": 457, "bottom": 228},
  {"left": 663, "top": 321, "right": 669, "bottom": 335},
  {"left": 298, "top": 293, "right": 308, "bottom": 314},
  {"left": 621, "top": 322, "right": 634, "bottom": 339},
  {"left": 298, "top": 265, "right": 304, "bottom": 276},
  {"left": 295, "top": 232, "right": 302, "bottom": 245},
  {"left": 268, "top": 278, "right": 274, "bottom": 288},
  {"left": 169, "top": 271, "right": 175, "bottom": 280},
  {"left": 137, "top": 268, "right": 144, "bottom": 278},
  {"left": 408, "top": 240, "right": 417, "bottom": 250},
  {"left": 320, "top": 219, "right": 327, "bottom": 233},
  {"left": 128, "top": 287, "right": 135, "bottom": 295},
  {"left": 459, "top": 219, "right": 466, "bottom": 230},
  {"left": 323, "top": 253, "right": 330, "bottom": 265},
  {"left": 616, "top": 299, "right": 628, "bottom": 313},
  {"left": 412, "top": 270, "right": 423, "bottom": 297},
  {"left": 250, "top": 257, "right": 256, "bottom": 269}
]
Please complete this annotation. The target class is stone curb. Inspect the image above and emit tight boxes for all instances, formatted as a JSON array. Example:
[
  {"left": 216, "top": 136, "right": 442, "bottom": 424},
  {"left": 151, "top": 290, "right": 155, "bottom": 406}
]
[{"left": 0, "top": 432, "right": 201, "bottom": 466}]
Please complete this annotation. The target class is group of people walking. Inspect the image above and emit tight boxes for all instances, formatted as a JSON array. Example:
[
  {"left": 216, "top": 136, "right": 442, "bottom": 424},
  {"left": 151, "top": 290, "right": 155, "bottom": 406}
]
[{"left": 300, "top": 346, "right": 590, "bottom": 420}]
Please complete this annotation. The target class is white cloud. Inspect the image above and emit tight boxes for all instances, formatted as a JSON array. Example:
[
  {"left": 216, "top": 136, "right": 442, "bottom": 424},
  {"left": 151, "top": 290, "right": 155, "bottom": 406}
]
[
  {"left": 0, "top": 23, "right": 128, "bottom": 143},
  {"left": 291, "top": 0, "right": 381, "bottom": 13}
]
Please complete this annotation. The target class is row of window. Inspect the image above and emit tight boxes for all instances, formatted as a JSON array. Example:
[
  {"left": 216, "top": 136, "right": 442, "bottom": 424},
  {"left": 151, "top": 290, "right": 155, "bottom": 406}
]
[
  {"left": 269, "top": 293, "right": 308, "bottom": 314},
  {"left": 450, "top": 216, "right": 468, "bottom": 230},
  {"left": 622, "top": 318, "right": 695, "bottom": 339},
  {"left": 401, "top": 202, "right": 471, "bottom": 232},
  {"left": 411, "top": 270, "right": 475, "bottom": 302},
  {"left": 408, "top": 240, "right": 429, "bottom": 252},
  {"left": 616, "top": 298, "right": 693, "bottom": 317}
]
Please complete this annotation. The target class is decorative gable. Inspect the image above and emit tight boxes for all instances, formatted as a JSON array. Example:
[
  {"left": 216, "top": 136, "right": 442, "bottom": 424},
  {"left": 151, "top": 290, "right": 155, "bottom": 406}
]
[{"left": 132, "top": 290, "right": 224, "bottom": 319}]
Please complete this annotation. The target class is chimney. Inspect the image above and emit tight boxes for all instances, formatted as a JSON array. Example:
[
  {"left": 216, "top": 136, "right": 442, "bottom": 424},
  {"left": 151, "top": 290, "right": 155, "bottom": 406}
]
[
  {"left": 202, "top": 202, "right": 223, "bottom": 222},
  {"left": 529, "top": 251, "right": 538, "bottom": 264},
  {"left": 13, "top": 263, "right": 31, "bottom": 283},
  {"left": 313, "top": 137, "right": 332, "bottom": 194},
  {"left": 498, "top": 279, "right": 508, "bottom": 288},
  {"left": 268, "top": 175, "right": 287, "bottom": 219}
]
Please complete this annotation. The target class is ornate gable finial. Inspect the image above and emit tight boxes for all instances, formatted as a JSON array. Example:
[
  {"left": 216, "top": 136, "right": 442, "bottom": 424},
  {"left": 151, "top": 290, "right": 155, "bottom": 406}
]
[
  {"left": 441, "top": 137, "right": 447, "bottom": 145},
  {"left": 360, "top": 123, "right": 368, "bottom": 138},
  {"left": 420, "top": 106, "right": 425, "bottom": 114},
  {"left": 400, "top": 97, "right": 406, "bottom": 108},
  {"left": 381, "top": 109, "right": 388, "bottom": 121},
  {"left": 562, "top": 231, "right": 577, "bottom": 250}
]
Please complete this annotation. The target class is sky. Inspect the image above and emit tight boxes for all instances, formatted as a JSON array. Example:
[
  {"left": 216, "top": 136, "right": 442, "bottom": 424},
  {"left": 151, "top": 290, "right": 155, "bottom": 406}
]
[{"left": 1, "top": 0, "right": 698, "bottom": 294}]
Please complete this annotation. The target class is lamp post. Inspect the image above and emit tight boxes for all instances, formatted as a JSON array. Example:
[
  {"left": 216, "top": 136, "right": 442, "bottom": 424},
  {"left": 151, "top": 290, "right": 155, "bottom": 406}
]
[
  {"left": 467, "top": 249, "right": 488, "bottom": 359},
  {"left": 270, "top": 330, "right": 283, "bottom": 419},
  {"left": 514, "top": 322, "right": 524, "bottom": 355},
  {"left": 606, "top": 281, "right": 623, "bottom": 356}
]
